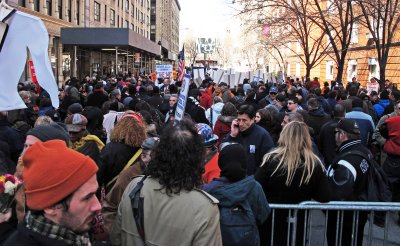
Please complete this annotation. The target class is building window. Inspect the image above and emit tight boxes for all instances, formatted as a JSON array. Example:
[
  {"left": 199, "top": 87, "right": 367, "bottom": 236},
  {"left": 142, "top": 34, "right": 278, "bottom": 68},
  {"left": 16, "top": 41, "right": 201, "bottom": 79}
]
[
  {"left": 76, "top": 0, "right": 80, "bottom": 24},
  {"left": 17, "top": 0, "right": 25, "bottom": 7},
  {"left": 117, "top": 15, "right": 120, "bottom": 27},
  {"left": 111, "top": 9, "right": 115, "bottom": 26},
  {"left": 125, "top": 0, "right": 129, "bottom": 11},
  {"left": 131, "top": 23, "right": 134, "bottom": 30},
  {"left": 94, "top": 2, "right": 100, "bottom": 21},
  {"left": 58, "top": 0, "right": 62, "bottom": 19},
  {"left": 104, "top": 6, "right": 107, "bottom": 22},
  {"left": 296, "top": 63, "right": 301, "bottom": 77},
  {"left": 124, "top": 20, "right": 129, "bottom": 28},
  {"left": 68, "top": 0, "right": 72, "bottom": 22},
  {"left": 46, "top": 0, "right": 52, "bottom": 15},
  {"left": 326, "top": 61, "right": 334, "bottom": 80},
  {"left": 34, "top": 0, "right": 40, "bottom": 11},
  {"left": 350, "top": 22, "right": 359, "bottom": 44},
  {"left": 131, "top": 4, "right": 134, "bottom": 16},
  {"left": 347, "top": 60, "right": 357, "bottom": 82}
]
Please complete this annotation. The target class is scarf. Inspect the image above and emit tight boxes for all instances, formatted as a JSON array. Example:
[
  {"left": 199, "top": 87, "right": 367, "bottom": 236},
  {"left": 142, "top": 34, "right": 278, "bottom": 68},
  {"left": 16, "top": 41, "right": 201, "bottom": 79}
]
[
  {"left": 71, "top": 134, "right": 105, "bottom": 151},
  {"left": 25, "top": 211, "right": 91, "bottom": 245}
]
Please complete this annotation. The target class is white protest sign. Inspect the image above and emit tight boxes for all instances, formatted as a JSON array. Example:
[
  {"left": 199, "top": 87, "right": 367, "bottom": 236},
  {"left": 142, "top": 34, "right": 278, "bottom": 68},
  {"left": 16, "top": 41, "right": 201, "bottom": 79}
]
[
  {"left": 214, "top": 69, "right": 225, "bottom": 84},
  {"left": 156, "top": 65, "right": 173, "bottom": 79},
  {"left": 192, "top": 67, "right": 205, "bottom": 81},
  {"left": 277, "top": 71, "right": 284, "bottom": 84},
  {"left": 174, "top": 74, "right": 191, "bottom": 123},
  {"left": 234, "top": 72, "right": 244, "bottom": 85}
]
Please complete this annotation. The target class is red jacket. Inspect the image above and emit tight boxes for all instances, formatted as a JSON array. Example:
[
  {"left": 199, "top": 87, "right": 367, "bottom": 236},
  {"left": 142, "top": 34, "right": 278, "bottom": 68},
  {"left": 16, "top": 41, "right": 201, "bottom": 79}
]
[
  {"left": 383, "top": 115, "right": 400, "bottom": 156},
  {"left": 200, "top": 91, "right": 212, "bottom": 110},
  {"left": 213, "top": 117, "right": 234, "bottom": 147},
  {"left": 202, "top": 152, "right": 220, "bottom": 183}
]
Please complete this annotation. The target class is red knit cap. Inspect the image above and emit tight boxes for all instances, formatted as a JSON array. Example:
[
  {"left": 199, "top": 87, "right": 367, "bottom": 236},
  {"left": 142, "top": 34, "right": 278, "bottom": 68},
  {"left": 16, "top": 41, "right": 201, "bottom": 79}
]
[{"left": 23, "top": 140, "right": 98, "bottom": 210}]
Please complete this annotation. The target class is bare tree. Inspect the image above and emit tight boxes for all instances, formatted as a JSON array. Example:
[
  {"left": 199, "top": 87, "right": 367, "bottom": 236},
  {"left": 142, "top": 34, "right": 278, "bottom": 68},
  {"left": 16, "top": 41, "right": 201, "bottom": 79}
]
[
  {"left": 356, "top": 0, "right": 400, "bottom": 87},
  {"left": 310, "top": 0, "right": 358, "bottom": 83},
  {"left": 234, "top": 0, "right": 329, "bottom": 79},
  {"left": 183, "top": 38, "right": 198, "bottom": 66}
]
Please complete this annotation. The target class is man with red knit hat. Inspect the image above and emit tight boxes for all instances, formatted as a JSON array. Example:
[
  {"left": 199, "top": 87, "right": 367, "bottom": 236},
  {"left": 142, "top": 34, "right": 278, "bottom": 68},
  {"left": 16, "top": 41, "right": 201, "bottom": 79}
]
[{"left": 5, "top": 140, "right": 101, "bottom": 246}]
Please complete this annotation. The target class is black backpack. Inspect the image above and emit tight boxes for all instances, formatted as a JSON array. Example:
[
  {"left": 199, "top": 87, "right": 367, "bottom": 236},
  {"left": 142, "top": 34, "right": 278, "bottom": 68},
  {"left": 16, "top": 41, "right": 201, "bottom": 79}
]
[{"left": 338, "top": 150, "right": 392, "bottom": 202}]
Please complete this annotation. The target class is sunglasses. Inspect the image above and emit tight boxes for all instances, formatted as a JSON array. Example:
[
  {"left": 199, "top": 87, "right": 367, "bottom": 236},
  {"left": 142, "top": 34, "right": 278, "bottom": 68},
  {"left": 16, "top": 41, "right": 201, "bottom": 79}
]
[{"left": 288, "top": 102, "right": 295, "bottom": 105}]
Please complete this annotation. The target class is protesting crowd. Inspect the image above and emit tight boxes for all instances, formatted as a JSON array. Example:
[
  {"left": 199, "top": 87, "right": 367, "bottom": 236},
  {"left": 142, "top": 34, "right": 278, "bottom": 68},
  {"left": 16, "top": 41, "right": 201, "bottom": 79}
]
[{"left": 0, "top": 73, "right": 399, "bottom": 246}]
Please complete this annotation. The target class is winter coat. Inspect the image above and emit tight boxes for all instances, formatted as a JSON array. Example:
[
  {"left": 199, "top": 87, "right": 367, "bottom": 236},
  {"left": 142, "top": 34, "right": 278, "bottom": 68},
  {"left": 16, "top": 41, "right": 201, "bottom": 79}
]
[
  {"left": 186, "top": 97, "right": 209, "bottom": 124},
  {"left": 0, "top": 119, "right": 24, "bottom": 163},
  {"left": 98, "top": 142, "right": 141, "bottom": 193},
  {"left": 4, "top": 222, "right": 69, "bottom": 246},
  {"left": 110, "top": 177, "right": 222, "bottom": 246},
  {"left": 203, "top": 176, "right": 270, "bottom": 225},
  {"left": 86, "top": 91, "right": 109, "bottom": 109},
  {"left": 327, "top": 139, "right": 370, "bottom": 201},
  {"left": 383, "top": 116, "right": 400, "bottom": 156},
  {"left": 319, "top": 119, "right": 341, "bottom": 166},
  {"left": 200, "top": 91, "right": 212, "bottom": 110},
  {"left": 202, "top": 151, "right": 220, "bottom": 184},
  {"left": 306, "top": 107, "right": 331, "bottom": 143},
  {"left": 255, "top": 155, "right": 329, "bottom": 246},
  {"left": 373, "top": 99, "right": 391, "bottom": 118},
  {"left": 345, "top": 108, "right": 375, "bottom": 146},
  {"left": 224, "top": 123, "right": 275, "bottom": 175},
  {"left": 206, "top": 102, "right": 224, "bottom": 128},
  {"left": 213, "top": 115, "right": 235, "bottom": 147}
]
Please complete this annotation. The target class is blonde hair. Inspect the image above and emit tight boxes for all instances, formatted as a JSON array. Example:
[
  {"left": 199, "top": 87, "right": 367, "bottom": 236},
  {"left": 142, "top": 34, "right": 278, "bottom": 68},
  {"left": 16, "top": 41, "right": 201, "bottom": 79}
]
[
  {"left": 110, "top": 110, "right": 147, "bottom": 147},
  {"left": 261, "top": 121, "right": 324, "bottom": 186},
  {"left": 34, "top": 116, "right": 53, "bottom": 127}
]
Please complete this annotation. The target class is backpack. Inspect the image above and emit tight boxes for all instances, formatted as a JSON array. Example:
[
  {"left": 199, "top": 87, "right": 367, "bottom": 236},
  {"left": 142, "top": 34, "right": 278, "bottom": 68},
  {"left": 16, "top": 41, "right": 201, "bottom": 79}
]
[
  {"left": 337, "top": 150, "right": 392, "bottom": 202},
  {"left": 207, "top": 180, "right": 260, "bottom": 246}
]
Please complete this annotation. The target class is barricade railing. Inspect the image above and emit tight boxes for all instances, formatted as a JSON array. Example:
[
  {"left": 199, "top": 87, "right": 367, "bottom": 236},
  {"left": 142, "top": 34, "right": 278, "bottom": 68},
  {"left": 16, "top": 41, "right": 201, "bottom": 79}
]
[{"left": 267, "top": 201, "right": 400, "bottom": 246}]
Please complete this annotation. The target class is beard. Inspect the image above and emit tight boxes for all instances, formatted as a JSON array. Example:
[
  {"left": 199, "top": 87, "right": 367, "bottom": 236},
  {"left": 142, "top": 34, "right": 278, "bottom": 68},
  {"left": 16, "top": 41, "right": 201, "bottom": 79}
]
[{"left": 59, "top": 210, "right": 96, "bottom": 233}]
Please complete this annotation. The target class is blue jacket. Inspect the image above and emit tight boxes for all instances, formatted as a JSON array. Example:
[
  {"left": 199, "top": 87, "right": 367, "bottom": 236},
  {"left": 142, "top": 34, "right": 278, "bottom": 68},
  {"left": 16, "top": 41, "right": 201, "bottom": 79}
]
[
  {"left": 373, "top": 99, "right": 391, "bottom": 118},
  {"left": 346, "top": 108, "right": 375, "bottom": 146},
  {"left": 224, "top": 124, "right": 275, "bottom": 175},
  {"left": 203, "top": 176, "right": 270, "bottom": 225}
]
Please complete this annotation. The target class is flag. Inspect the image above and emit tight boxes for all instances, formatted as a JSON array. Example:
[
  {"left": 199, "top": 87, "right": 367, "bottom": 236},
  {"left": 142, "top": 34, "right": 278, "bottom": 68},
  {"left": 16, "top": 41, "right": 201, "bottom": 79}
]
[{"left": 177, "top": 46, "right": 185, "bottom": 81}]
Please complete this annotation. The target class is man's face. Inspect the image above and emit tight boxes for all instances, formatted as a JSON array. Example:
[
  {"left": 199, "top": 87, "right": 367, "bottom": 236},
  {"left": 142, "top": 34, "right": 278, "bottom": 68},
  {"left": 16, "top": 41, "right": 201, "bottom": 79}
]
[
  {"left": 163, "top": 79, "right": 170, "bottom": 86},
  {"left": 295, "top": 93, "right": 302, "bottom": 101},
  {"left": 255, "top": 112, "right": 261, "bottom": 123},
  {"left": 69, "top": 129, "right": 86, "bottom": 142},
  {"left": 281, "top": 115, "right": 289, "bottom": 127},
  {"left": 237, "top": 113, "right": 254, "bottom": 132},
  {"left": 269, "top": 92, "right": 277, "bottom": 99},
  {"left": 169, "top": 96, "right": 178, "bottom": 108},
  {"left": 58, "top": 175, "right": 101, "bottom": 233},
  {"left": 287, "top": 100, "right": 297, "bottom": 112},
  {"left": 23, "top": 135, "right": 41, "bottom": 155},
  {"left": 334, "top": 128, "right": 346, "bottom": 146}
]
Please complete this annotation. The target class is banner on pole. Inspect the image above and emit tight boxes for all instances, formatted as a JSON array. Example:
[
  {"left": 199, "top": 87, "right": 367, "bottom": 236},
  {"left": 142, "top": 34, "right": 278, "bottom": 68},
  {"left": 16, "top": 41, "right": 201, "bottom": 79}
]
[{"left": 174, "top": 74, "right": 191, "bottom": 123}]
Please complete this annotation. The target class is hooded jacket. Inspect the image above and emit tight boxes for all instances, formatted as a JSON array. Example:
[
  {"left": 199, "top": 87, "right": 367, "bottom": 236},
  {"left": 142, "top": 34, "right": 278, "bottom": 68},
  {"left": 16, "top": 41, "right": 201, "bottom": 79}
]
[
  {"left": 206, "top": 102, "right": 224, "bottom": 128},
  {"left": 383, "top": 116, "right": 400, "bottom": 156}
]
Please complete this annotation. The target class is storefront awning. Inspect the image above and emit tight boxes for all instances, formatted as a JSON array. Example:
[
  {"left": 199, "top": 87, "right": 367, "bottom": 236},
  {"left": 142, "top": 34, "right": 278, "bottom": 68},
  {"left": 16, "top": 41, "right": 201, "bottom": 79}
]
[{"left": 61, "top": 28, "right": 161, "bottom": 56}]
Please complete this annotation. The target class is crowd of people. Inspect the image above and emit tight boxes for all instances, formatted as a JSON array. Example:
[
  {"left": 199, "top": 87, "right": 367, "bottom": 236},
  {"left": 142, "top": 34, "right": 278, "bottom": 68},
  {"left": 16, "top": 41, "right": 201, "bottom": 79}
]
[{"left": 0, "top": 74, "right": 399, "bottom": 246}]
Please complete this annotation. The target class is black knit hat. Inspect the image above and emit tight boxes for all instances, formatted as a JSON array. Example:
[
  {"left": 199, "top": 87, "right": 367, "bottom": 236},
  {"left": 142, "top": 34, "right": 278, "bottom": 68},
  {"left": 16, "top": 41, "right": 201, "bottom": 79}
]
[
  {"left": 26, "top": 123, "right": 70, "bottom": 146},
  {"left": 336, "top": 119, "right": 360, "bottom": 135},
  {"left": 218, "top": 143, "right": 247, "bottom": 182}
]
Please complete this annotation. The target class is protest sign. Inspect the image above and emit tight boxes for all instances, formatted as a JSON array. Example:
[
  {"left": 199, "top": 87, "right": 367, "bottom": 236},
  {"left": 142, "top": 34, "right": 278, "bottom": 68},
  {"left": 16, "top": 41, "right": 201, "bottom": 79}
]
[
  {"left": 156, "top": 65, "right": 173, "bottom": 79},
  {"left": 174, "top": 74, "right": 191, "bottom": 123}
]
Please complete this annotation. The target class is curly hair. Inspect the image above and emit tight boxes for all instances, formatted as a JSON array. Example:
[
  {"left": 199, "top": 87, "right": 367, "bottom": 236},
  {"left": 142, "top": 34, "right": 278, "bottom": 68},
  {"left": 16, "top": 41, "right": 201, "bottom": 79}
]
[
  {"left": 144, "top": 119, "right": 205, "bottom": 195},
  {"left": 110, "top": 111, "right": 147, "bottom": 147}
]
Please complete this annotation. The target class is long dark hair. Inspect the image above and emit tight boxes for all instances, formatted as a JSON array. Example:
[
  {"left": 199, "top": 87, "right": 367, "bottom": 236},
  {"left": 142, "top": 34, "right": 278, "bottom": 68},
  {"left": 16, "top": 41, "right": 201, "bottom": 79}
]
[{"left": 144, "top": 119, "right": 205, "bottom": 195}]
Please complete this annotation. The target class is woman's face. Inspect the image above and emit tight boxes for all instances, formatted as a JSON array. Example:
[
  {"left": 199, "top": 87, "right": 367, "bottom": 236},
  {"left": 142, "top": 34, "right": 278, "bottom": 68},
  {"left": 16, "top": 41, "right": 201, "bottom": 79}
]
[{"left": 255, "top": 112, "right": 261, "bottom": 123}]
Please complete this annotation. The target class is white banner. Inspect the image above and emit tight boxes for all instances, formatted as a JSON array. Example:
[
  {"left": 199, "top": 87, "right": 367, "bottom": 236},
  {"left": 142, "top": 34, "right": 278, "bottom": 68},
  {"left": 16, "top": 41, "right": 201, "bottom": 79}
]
[{"left": 174, "top": 74, "right": 191, "bottom": 123}]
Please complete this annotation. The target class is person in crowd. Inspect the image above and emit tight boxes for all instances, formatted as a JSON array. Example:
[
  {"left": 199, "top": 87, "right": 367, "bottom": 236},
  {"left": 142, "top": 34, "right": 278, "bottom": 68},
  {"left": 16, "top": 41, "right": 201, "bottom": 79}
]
[
  {"left": 196, "top": 123, "right": 220, "bottom": 183},
  {"left": 359, "top": 93, "right": 379, "bottom": 124},
  {"left": 159, "top": 78, "right": 171, "bottom": 95},
  {"left": 286, "top": 97, "right": 303, "bottom": 112},
  {"left": 102, "top": 88, "right": 124, "bottom": 115},
  {"left": 266, "top": 93, "right": 287, "bottom": 112},
  {"left": 103, "top": 101, "right": 122, "bottom": 143},
  {"left": 186, "top": 89, "right": 209, "bottom": 124},
  {"left": 213, "top": 102, "right": 237, "bottom": 147},
  {"left": 98, "top": 111, "right": 147, "bottom": 193},
  {"left": 82, "top": 106, "right": 107, "bottom": 143},
  {"left": 86, "top": 83, "right": 109, "bottom": 109},
  {"left": 295, "top": 89, "right": 308, "bottom": 110},
  {"left": 255, "top": 108, "right": 281, "bottom": 144},
  {"left": 367, "top": 77, "right": 380, "bottom": 95},
  {"left": 383, "top": 89, "right": 400, "bottom": 115},
  {"left": 203, "top": 143, "right": 270, "bottom": 246},
  {"left": 102, "top": 137, "right": 159, "bottom": 236},
  {"left": 110, "top": 119, "right": 222, "bottom": 246},
  {"left": 305, "top": 98, "right": 331, "bottom": 144},
  {"left": 373, "top": 89, "right": 392, "bottom": 119},
  {"left": 65, "top": 113, "right": 105, "bottom": 163},
  {"left": 224, "top": 104, "right": 274, "bottom": 175},
  {"left": 206, "top": 96, "right": 224, "bottom": 129},
  {"left": 0, "top": 111, "right": 24, "bottom": 164},
  {"left": 5, "top": 140, "right": 101, "bottom": 245},
  {"left": 326, "top": 119, "right": 371, "bottom": 246},
  {"left": 339, "top": 86, "right": 369, "bottom": 114},
  {"left": 255, "top": 121, "right": 330, "bottom": 246},
  {"left": 346, "top": 77, "right": 361, "bottom": 93},
  {"left": 319, "top": 104, "right": 346, "bottom": 166},
  {"left": 345, "top": 99, "right": 375, "bottom": 146},
  {"left": 259, "top": 86, "right": 278, "bottom": 107}
]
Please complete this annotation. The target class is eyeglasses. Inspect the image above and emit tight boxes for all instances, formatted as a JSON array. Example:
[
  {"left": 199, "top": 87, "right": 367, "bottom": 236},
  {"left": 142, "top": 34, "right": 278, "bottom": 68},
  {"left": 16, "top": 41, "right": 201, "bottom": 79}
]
[{"left": 288, "top": 102, "right": 295, "bottom": 105}]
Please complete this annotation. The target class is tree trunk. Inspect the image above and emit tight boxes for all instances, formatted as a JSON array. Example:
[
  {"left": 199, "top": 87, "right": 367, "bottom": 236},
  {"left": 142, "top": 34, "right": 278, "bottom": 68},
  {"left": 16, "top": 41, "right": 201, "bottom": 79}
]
[
  {"left": 336, "top": 64, "right": 344, "bottom": 85},
  {"left": 379, "top": 62, "right": 386, "bottom": 91},
  {"left": 305, "top": 65, "right": 311, "bottom": 79}
]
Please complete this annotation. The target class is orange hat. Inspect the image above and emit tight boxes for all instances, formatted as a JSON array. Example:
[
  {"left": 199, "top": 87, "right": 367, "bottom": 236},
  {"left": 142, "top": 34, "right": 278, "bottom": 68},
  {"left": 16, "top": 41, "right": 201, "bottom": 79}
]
[{"left": 23, "top": 140, "right": 98, "bottom": 210}]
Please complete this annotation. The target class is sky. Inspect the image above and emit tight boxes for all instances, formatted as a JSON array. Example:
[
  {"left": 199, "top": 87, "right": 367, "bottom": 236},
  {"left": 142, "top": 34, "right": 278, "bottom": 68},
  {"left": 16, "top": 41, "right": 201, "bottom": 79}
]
[{"left": 179, "top": 0, "right": 236, "bottom": 40}]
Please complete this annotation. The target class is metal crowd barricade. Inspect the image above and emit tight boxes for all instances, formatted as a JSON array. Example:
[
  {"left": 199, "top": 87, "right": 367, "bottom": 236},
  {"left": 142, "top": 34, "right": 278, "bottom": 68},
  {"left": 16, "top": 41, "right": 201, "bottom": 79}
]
[{"left": 268, "top": 201, "right": 400, "bottom": 246}]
